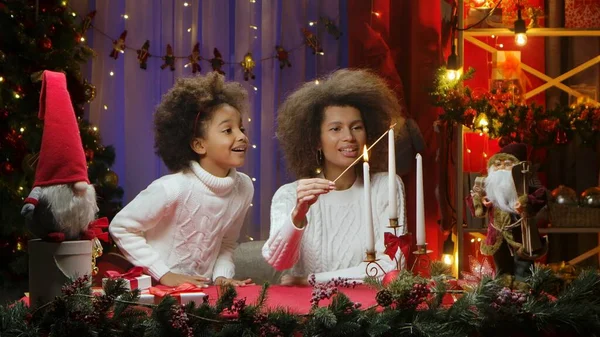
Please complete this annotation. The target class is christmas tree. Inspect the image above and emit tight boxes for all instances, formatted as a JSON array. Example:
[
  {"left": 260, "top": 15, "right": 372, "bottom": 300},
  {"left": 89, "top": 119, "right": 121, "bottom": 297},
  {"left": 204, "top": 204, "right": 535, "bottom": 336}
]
[{"left": 0, "top": 0, "right": 123, "bottom": 288}]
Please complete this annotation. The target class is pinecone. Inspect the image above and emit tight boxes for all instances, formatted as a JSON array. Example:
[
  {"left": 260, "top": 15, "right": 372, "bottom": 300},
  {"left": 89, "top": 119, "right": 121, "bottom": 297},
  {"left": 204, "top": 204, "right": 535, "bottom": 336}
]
[{"left": 376, "top": 289, "right": 393, "bottom": 307}]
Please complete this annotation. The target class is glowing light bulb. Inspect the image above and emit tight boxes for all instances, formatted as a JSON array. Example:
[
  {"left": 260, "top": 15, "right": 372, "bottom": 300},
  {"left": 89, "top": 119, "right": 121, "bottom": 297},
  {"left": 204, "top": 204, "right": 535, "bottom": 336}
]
[
  {"left": 109, "top": 71, "right": 114, "bottom": 76},
  {"left": 443, "top": 254, "right": 453, "bottom": 265},
  {"left": 123, "top": 14, "right": 129, "bottom": 19},
  {"left": 515, "top": 33, "right": 527, "bottom": 46},
  {"left": 446, "top": 69, "right": 459, "bottom": 81}
]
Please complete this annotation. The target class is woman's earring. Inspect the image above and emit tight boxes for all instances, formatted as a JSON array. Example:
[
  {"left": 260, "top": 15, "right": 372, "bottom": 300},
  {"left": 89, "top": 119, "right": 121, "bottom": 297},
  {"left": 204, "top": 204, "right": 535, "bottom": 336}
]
[{"left": 315, "top": 149, "right": 323, "bottom": 174}]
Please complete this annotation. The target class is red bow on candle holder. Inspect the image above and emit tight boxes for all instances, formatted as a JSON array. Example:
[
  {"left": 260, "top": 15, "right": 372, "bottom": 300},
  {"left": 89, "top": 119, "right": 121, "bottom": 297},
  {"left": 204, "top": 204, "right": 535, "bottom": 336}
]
[
  {"left": 148, "top": 282, "right": 205, "bottom": 297},
  {"left": 105, "top": 266, "right": 144, "bottom": 289},
  {"left": 384, "top": 232, "right": 411, "bottom": 262},
  {"left": 82, "top": 217, "right": 110, "bottom": 242}
]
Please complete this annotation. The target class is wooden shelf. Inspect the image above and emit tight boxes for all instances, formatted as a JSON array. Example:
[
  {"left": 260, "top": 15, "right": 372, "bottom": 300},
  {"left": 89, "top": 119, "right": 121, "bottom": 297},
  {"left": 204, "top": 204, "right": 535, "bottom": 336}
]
[{"left": 463, "top": 28, "right": 600, "bottom": 37}]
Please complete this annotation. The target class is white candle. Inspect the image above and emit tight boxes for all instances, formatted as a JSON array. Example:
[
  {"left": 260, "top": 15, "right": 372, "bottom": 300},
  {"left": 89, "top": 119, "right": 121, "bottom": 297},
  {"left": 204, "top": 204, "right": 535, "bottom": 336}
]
[
  {"left": 416, "top": 153, "right": 425, "bottom": 246},
  {"left": 363, "top": 145, "right": 374, "bottom": 252},
  {"left": 388, "top": 127, "right": 398, "bottom": 219}
]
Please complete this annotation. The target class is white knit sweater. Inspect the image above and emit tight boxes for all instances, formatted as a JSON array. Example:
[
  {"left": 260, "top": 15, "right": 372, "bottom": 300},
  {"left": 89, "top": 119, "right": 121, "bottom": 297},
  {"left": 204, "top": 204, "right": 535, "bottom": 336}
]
[
  {"left": 109, "top": 161, "right": 253, "bottom": 281},
  {"left": 262, "top": 173, "right": 406, "bottom": 282}
]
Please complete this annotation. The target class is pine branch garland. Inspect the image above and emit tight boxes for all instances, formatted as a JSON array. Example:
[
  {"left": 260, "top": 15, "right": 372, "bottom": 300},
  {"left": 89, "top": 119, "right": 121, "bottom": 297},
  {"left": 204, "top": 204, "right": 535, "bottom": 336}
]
[{"left": 1, "top": 267, "right": 600, "bottom": 336}]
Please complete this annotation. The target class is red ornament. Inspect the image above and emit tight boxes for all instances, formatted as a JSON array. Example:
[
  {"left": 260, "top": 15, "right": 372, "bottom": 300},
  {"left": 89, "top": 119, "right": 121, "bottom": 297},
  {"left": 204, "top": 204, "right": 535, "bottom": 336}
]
[
  {"left": 381, "top": 269, "right": 401, "bottom": 287},
  {"left": 39, "top": 36, "right": 52, "bottom": 51},
  {"left": 85, "top": 148, "right": 94, "bottom": 161},
  {"left": 1, "top": 162, "right": 14, "bottom": 175}
]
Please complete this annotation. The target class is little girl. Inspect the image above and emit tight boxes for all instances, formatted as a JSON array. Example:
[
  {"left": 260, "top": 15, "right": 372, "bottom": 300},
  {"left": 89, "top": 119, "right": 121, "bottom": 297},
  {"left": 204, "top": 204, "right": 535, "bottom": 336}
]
[{"left": 110, "top": 72, "right": 254, "bottom": 287}]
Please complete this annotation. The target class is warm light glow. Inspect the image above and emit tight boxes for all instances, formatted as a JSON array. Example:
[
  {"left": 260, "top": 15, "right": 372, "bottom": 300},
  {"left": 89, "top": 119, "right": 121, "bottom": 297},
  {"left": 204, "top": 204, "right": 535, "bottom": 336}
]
[
  {"left": 478, "top": 115, "right": 489, "bottom": 127},
  {"left": 318, "top": 51, "right": 325, "bottom": 55},
  {"left": 187, "top": 28, "right": 191, "bottom": 32},
  {"left": 61, "top": 1, "right": 67, "bottom": 5},
  {"left": 252, "top": 177, "right": 257, "bottom": 181},
  {"left": 103, "top": 105, "right": 108, "bottom": 110},
  {"left": 80, "top": 37, "right": 85, "bottom": 42},
  {"left": 372, "top": 11, "right": 381, "bottom": 17},
  {"left": 109, "top": 71, "right": 114, "bottom": 76},
  {"left": 315, "top": 79, "right": 320, "bottom": 85},
  {"left": 498, "top": 43, "right": 504, "bottom": 48},
  {"left": 123, "top": 14, "right": 129, "bottom": 19},
  {"left": 253, "top": 86, "right": 258, "bottom": 91},
  {"left": 92, "top": 126, "right": 98, "bottom": 131},
  {"left": 183, "top": 2, "right": 189, "bottom": 6},
  {"left": 309, "top": 21, "right": 316, "bottom": 26},
  {"left": 249, "top": 25, "right": 258, "bottom": 30},
  {"left": 71, "top": 12, "right": 76, "bottom": 17},
  {"left": 470, "top": 238, "right": 475, "bottom": 243},
  {"left": 19, "top": 127, "right": 24, "bottom": 133},
  {"left": 252, "top": 144, "right": 257, "bottom": 148},
  {"left": 443, "top": 254, "right": 453, "bottom": 265},
  {"left": 491, "top": 34, "right": 495, "bottom": 38},
  {"left": 19, "top": 186, "right": 24, "bottom": 191},
  {"left": 0, "top": 76, "right": 3, "bottom": 82},
  {"left": 14, "top": 93, "right": 20, "bottom": 99},
  {"left": 446, "top": 69, "right": 459, "bottom": 81},
  {"left": 248, "top": 118, "right": 252, "bottom": 122},
  {"left": 515, "top": 33, "right": 527, "bottom": 46},
  {"left": 474, "top": 0, "right": 486, "bottom": 6},
  {"left": 363, "top": 145, "right": 369, "bottom": 162},
  {"left": 467, "top": 149, "right": 472, "bottom": 153}
]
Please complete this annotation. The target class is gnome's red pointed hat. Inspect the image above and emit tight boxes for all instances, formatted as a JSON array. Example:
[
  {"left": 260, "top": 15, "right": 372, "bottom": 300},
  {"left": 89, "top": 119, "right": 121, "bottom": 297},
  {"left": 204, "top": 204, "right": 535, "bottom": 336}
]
[{"left": 34, "top": 70, "right": 89, "bottom": 187}]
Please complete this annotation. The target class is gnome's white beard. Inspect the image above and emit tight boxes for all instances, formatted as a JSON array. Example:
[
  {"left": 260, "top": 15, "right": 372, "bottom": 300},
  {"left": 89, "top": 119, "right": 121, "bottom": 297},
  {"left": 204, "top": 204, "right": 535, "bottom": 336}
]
[
  {"left": 40, "top": 184, "right": 98, "bottom": 239},
  {"left": 485, "top": 167, "right": 519, "bottom": 214}
]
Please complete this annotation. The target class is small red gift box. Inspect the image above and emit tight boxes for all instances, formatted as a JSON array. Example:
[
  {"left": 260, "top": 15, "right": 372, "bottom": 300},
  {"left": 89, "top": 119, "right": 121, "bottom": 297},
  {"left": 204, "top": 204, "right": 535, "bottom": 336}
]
[
  {"left": 138, "top": 283, "right": 207, "bottom": 305},
  {"left": 565, "top": 0, "right": 600, "bottom": 28},
  {"left": 102, "top": 267, "right": 152, "bottom": 290}
]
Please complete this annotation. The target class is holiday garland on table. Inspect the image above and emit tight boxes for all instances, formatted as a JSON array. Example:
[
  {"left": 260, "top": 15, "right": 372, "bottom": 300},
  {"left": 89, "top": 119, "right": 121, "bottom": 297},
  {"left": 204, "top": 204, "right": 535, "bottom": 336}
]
[
  {"left": 431, "top": 67, "right": 600, "bottom": 146},
  {"left": 1, "top": 266, "right": 599, "bottom": 337}
]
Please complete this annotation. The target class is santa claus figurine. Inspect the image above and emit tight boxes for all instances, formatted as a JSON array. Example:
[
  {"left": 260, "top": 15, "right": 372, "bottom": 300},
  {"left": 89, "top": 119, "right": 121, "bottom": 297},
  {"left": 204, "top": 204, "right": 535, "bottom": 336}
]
[
  {"left": 21, "top": 70, "right": 99, "bottom": 241},
  {"left": 469, "top": 143, "right": 548, "bottom": 281}
]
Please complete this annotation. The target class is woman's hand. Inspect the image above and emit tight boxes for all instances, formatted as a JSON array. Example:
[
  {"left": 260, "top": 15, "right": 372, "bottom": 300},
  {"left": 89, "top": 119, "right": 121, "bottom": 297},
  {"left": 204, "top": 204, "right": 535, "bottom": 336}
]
[
  {"left": 292, "top": 178, "right": 335, "bottom": 228},
  {"left": 159, "top": 272, "right": 210, "bottom": 287},
  {"left": 214, "top": 277, "right": 254, "bottom": 287}
]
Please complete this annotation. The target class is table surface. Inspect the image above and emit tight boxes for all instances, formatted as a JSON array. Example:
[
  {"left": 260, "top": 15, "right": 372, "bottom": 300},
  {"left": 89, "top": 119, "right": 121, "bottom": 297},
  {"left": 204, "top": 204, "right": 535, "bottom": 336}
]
[{"left": 21, "top": 285, "right": 379, "bottom": 314}]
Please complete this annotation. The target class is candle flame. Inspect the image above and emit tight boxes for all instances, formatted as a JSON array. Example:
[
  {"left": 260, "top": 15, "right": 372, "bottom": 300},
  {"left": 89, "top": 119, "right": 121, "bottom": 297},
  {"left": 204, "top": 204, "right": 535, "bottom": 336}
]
[{"left": 363, "top": 145, "right": 369, "bottom": 162}]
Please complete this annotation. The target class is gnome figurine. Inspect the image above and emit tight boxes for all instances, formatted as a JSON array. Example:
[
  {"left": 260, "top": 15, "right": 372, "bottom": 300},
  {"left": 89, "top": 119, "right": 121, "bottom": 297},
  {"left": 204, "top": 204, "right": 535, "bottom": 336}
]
[{"left": 21, "top": 70, "right": 99, "bottom": 241}]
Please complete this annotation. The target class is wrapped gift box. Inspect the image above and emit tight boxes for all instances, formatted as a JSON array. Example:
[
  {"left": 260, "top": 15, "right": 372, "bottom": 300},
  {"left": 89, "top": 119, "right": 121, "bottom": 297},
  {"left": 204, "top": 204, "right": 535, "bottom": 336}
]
[
  {"left": 138, "top": 291, "right": 206, "bottom": 305},
  {"left": 138, "top": 283, "right": 207, "bottom": 305},
  {"left": 565, "top": 0, "right": 600, "bottom": 28},
  {"left": 103, "top": 267, "right": 152, "bottom": 290},
  {"left": 491, "top": 51, "right": 525, "bottom": 102}
]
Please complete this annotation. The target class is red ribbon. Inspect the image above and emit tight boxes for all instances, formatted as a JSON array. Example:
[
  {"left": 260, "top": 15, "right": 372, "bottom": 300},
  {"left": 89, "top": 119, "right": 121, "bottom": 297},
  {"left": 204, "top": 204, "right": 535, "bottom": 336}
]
[
  {"left": 82, "top": 217, "right": 109, "bottom": 242},
  {"left": 105, "top": 266, "right": 144, "bottom": 289},
  {"left": 148, "top": 282, "right": 205, "bottom": 297},
  {"left": 384, "top": 232, "right": 412, "bottom": 262}
]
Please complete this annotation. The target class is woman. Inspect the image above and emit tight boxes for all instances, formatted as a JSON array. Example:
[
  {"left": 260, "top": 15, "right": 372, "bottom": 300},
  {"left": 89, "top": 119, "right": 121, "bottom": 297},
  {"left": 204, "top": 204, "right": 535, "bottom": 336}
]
[{"left": 262, "top": 69, "right": 407, "bottom": 284}]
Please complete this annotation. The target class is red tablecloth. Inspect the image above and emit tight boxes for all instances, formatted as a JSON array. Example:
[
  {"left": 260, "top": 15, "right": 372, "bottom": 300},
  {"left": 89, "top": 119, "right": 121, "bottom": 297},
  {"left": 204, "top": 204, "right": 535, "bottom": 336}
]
[
  {"left": 20, "top": 285, "right": 378, "bottom": 314},
  {"left": 203, "top": 285, "right": 377, "bottom": 314}
]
